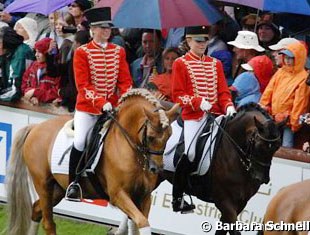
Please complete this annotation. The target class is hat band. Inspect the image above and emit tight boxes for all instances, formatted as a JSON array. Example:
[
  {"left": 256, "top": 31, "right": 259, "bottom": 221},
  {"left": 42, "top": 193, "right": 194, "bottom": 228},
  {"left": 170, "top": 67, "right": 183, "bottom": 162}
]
[
  {"left": 90, "top": 21, "right": 113, "bottom": 26},
  {"left": 186, "top": 34, "right": 209, "bottom": 38}
]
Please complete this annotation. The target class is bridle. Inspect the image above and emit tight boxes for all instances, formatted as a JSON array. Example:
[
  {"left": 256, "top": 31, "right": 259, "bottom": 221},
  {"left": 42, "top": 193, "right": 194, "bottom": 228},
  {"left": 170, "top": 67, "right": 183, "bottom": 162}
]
[
  {"left": 217, "top": 119, "right": 280, "bottom": 173},
  {"left": 107, "top": 111, "right": 167, "bottom": 172}
]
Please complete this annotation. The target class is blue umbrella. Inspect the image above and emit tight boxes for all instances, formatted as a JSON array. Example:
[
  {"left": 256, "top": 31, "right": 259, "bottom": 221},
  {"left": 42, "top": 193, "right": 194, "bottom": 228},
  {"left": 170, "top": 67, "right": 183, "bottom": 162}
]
[
  {"left": 217, "top": 0, "right": 310, "bottom": 16},
  {"left": 5, "top": 0, "right": 74, "bottom": 16},
  {"left": 96, "top": 0, "right": 222, "bottom": 29}
]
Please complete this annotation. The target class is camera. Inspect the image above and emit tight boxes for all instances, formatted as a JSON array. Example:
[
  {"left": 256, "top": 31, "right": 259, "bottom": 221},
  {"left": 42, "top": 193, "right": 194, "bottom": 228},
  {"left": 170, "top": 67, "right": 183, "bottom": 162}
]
[{"left": 62, "top": 26, "right": 77, "bottom": 34}]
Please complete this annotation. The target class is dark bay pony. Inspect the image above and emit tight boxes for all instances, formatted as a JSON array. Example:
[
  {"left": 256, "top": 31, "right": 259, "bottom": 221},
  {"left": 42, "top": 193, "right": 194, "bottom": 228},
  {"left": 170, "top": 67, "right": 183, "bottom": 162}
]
[
  {"left": 116, "top": 103, "right": 285, "bottom": 235},
  {"left": 5, "top": 89, "right": 179, "bottom": 235},
  {"left": 262, "top": 179, "right": 310, "bottom": 235}
]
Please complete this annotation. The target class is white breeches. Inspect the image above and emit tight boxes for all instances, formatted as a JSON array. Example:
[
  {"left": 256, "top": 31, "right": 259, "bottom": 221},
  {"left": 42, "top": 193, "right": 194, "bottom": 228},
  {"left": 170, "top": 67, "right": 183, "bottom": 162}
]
[
  {"left": 73, "top": 110, "right": 100, "bottom": 151},
  {"left": 184, "top": 114, "right": 208, "bottom": 162}
]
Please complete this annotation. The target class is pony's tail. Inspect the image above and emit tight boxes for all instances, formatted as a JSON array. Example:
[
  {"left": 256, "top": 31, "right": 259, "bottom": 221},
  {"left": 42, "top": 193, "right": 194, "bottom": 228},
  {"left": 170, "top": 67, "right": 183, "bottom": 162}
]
[{"left": 5, "top": 125, "right": 35, "bottom": 235}]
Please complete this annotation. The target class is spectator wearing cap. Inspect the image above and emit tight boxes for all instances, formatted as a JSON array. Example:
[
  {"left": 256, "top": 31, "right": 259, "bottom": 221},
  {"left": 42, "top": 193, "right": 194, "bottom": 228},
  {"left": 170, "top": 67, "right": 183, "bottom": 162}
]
[
  {"left": 21, "top": 38, "right": 61, "bottom": 105},
  {"left": 0, "top": 26, "right": 34, "bottom": 101},
  {"left": 228, "top": 31, "right": 264, "bottom": 79},
  {"left": 269, "top": 38, "right": 300, "bottom": 68},
  {"left": 171, "top": 25, "right": 235, "bottom": 213},
  {"left": 14, "top": 17, "right": 38, "bottom": 49},
  {"left": 260, "top": 41, "right": 310, "bottom": 148},
  {"left": 256, "top": 20, "right": 280, "bottom": 50},
  {"left": 66, "top": 7, "right": 132, "bottom": 201},
  {"left": 68, "top": 0, "right": 92, "bottom": 26}
]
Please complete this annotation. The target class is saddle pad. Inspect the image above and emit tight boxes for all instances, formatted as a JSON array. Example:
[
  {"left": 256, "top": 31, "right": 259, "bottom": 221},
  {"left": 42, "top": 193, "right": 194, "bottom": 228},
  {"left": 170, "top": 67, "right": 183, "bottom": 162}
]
[
  {"left": 51, "top": 120, "right": 109, "bottom": 175},
  {"left": 163, "top": 115, "right": 225, "bottom": 176}
]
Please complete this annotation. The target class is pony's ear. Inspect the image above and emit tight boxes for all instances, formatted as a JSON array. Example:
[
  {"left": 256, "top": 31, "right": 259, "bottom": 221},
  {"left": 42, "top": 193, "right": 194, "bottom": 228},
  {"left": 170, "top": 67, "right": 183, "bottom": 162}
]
[
  {"left": 254, "top": 116, "right": 264, "bottom": 133},
  {"left": 276, "top": 117, "right": 288, "bottom": 131},
  {"left": 143, "top": 107, "right": 159, "bottom": 125},
  {"left": 165, "top": 103, "right": 180, "bottom": 123}
]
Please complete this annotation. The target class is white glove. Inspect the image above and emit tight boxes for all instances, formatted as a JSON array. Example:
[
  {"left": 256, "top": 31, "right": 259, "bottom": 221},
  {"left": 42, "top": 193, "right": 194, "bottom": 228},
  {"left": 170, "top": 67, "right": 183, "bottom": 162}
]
[
  {"left": 102, "top": 102, "right": 113, "bottom": 112},
  {"left": 200, "top": 98, "right": 212, "bottom": 112},
  {"left": 226, "top": 106, "right": 237, "bottom": 117}
]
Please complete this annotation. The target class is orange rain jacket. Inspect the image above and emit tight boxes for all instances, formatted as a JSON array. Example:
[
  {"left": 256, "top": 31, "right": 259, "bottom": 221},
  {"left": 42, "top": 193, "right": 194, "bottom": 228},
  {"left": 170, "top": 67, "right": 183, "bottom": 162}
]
[{"left": 260, "top": 42, "right": 310, "bottom": 132}]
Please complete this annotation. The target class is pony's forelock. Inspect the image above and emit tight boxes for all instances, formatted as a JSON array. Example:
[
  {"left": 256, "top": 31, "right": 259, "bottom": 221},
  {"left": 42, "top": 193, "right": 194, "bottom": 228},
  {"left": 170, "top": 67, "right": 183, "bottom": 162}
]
[{"left": 119, "top": 89, "right": 169, "bottom": 128}]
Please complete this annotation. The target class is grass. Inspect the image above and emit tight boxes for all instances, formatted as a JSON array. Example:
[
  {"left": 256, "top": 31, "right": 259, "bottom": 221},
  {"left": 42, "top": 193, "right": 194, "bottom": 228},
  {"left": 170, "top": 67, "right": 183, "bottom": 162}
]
[{"left": 0, "top": 205, "right": 111, "bottom": 235}]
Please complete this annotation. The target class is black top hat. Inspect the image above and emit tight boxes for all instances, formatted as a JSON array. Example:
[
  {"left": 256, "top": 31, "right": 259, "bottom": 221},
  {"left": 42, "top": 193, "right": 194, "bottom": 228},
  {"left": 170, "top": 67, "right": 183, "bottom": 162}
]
[
  {"left": 185, "top": 26, "right": 209, "bottom": 42},
  {"left": 84, "top": 7, "right": 114, "bottom": 28}
]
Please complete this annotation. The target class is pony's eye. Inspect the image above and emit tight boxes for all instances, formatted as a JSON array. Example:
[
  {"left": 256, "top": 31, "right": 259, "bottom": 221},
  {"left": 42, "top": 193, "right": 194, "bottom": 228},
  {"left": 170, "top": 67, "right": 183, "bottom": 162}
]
[{"left": 147, "top": 136, "right": 156, "bottom": 143}]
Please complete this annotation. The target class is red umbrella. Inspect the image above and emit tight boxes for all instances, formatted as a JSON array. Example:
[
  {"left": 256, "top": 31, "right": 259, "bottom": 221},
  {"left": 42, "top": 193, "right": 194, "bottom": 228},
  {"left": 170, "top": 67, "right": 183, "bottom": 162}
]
[{"left": 96, "top": 0, "right": 222, "bottom": 29}]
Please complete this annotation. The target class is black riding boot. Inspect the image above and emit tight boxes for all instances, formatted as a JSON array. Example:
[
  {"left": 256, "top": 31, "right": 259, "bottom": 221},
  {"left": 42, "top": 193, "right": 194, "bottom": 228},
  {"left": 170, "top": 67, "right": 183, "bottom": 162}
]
[
  {"left": 172, "top": 154, "right": 196, "bottom": 213},
  {"left": 65, "top": 146, "right": 83, "bottom": 202}
]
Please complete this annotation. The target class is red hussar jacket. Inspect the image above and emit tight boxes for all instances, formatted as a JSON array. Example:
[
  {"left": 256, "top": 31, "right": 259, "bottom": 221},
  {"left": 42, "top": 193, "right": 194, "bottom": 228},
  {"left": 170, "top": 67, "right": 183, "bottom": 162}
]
[
  {"left": 73, "top": 41, "right": 132, "bottom": 114},
  {"left": 171, "top": 51, "right": 233, "bottom": 120}
]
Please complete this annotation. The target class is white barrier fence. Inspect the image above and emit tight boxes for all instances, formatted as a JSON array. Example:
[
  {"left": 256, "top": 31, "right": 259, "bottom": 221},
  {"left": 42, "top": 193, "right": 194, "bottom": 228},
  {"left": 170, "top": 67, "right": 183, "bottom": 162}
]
[{"left": 0, "top": 105, "right": 309, "bottom": 235}]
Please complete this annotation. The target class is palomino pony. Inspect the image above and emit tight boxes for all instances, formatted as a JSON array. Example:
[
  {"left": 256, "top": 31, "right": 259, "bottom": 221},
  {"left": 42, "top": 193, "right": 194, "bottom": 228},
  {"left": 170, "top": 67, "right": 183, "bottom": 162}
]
[
  {"left": 262, "top": 179, "right": 310, "bottom": 235},
  {"left": 5, "top": 89, "right": 179, "bottom": 235},
  {"left": 116, "top": 103, "right": 285, "bottom": 235}
]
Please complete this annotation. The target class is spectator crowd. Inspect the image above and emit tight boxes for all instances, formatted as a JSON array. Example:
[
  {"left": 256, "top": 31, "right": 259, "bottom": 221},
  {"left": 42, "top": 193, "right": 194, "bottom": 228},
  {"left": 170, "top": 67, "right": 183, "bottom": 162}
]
[{"left": 0, "top": 0, "right": 309, "bottom": 150}]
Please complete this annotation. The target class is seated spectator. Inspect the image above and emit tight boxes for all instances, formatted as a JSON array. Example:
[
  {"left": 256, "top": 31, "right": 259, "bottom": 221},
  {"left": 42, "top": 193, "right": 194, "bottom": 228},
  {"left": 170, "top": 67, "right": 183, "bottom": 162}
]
[
  {"left": 256, "top": 20, "right": 280, "bottom": 50},
  {"left": 54, "top": 12, "right": 76, "bottom": 50},
  {"left": 131, "top": 29, "right": 163, "bottom": 88},
  {"left": 241, "top": 55, "right": 273, "bottom": 93},
  {"left": 0, "top": 26, "right": 34, "bottom": 101},
  {"left": 55, "top": 30, "right": 91, "bottom": 112},
  {"left": 148, "top": 47, "right": 180, "bottom": 101},
  {"left": 260, "top": 42, "right": 310, "bottom": 148},
  {"left": 228, "top": 31, "right": 264, "bottom": 79},
  {"left": 269, "top": 37, "right": 299, "bottom": 68},
  {"left": 14, "top": 17, "right": 38, "bottom": 49},
  {"left": 21, "top": 38, "right": 61, "bottom": 105}
]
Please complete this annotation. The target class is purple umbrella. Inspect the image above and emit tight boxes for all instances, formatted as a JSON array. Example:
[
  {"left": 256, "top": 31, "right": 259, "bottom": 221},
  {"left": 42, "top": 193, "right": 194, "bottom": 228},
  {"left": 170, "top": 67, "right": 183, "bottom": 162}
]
[
  {"left": 5, "top": 0, "right": 74, "bottom": 16},
  {"left": 96, "top": 0, "right": 222, "bottom": 29},
  {"left": 217, "top": 0, "right": 310, "bottom": 16}
]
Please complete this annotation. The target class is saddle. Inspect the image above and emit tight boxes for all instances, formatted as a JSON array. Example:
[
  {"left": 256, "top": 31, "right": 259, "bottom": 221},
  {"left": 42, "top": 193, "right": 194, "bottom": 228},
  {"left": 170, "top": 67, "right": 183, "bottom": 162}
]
[{"left": 173, "top": 114, "right": 226, "bottom": 175}]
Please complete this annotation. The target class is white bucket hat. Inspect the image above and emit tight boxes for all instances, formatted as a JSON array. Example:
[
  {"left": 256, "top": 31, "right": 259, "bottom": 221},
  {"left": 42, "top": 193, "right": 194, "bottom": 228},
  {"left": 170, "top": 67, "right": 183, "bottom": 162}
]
[
  {"left": 228, "top": 31, "right": 264, "bottom": 52},
  {"left": 269, "top": 37, "right": 299, "bottom": 51}
]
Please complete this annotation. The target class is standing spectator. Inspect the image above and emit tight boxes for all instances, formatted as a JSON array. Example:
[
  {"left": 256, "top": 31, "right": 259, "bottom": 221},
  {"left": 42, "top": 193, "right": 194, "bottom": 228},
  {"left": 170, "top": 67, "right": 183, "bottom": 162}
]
[
  {"left": 241, "top": 55, "right": 274, "bottom": 93},
  {"left": 240, "top": 14, "right": 260, "bottom": 32},
  {"left": 68, "top": 0, "right": 92, "bottom": 26},
  {"left": 256, "top": 20, "right": 280, "bottom": 50},
  {"left": 269, "top": 37, "right": 299, "bottom": 68},
  {"left": 130, "top": 29, "right": 163, "bottom": 88},
  {"left": 14, "top": 17, "right": 38, "bottom": 49},
  {"left": 260, "top": 42, "right": 310, "bottom": 148},
  {"left": 21, "top": 38, "right": 61, "bottom": 105},
  {"left": 0, "top": 26, "right": 34, "bottom": 101},
  {"left": 148, "top": 47, "right": 180, "bottom": 101},
  {"left": 165, "top": 27, "right": 184, "bottom": 49},
  {"left": 207, "top": 24, "right": 227, "bottom": 56},
  {"left": 65, "top": 7, "right": 132, "bottom": 201},
  {"left": 228, "top": 31, "right": 265, "bottom": 79},
  {"left": 171, "top": 26, "right": 235, "bottom": 213}
]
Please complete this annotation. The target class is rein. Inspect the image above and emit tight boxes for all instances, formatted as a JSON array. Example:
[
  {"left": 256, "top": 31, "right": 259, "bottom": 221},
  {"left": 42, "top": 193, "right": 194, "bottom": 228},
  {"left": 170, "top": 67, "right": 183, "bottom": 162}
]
[
  {"left": 107, "top": 111, "right": 164, "bottom": 172},
  {"left": 214, "top": 116, "right": 280, "bottom": 173}
]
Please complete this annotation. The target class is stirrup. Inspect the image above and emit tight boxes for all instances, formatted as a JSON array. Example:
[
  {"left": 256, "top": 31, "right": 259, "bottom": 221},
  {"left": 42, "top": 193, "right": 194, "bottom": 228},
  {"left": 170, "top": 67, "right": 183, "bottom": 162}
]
[
  {"left": 65, "top": 182, "right": 83, "bottom": 202},
  {"left": 172, "top": 197, "right": 195, "bottom": 214}
]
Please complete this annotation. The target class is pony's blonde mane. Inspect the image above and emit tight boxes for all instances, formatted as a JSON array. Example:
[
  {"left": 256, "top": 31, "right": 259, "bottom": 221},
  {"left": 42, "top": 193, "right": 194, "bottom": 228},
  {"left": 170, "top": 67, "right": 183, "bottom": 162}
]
[{"left": 119, "top": 88, "right": 169, "bottom": 128}]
